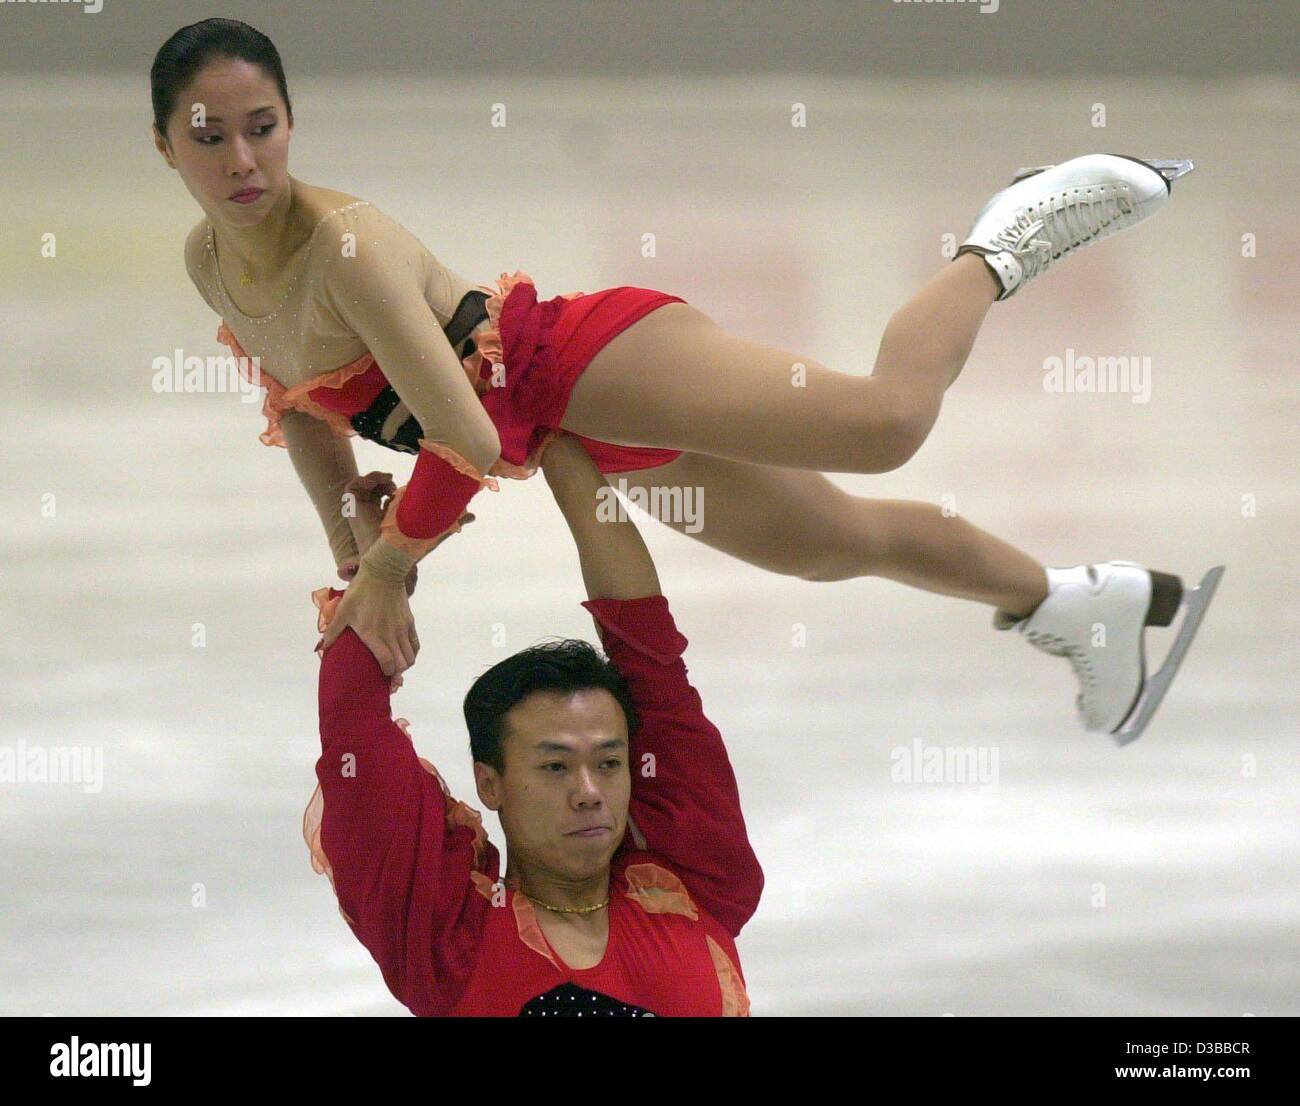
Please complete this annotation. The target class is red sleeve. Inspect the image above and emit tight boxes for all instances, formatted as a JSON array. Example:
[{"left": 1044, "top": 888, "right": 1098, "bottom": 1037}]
[
  {"left": 580, "top": 594, "right": 764, "bottom": 938},
  {"left": 394, "top": 447, "right": 485, "bottom": 540},
  {"left": 316, "top": 622, "right": 493, "bottom": 1016}
]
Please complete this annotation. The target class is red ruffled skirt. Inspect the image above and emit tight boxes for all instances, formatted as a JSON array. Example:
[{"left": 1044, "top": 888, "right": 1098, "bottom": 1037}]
[
  {"left": 490, "top": 275, "right": 687, "bottom": 474},
  {"left": 217, "top": 273, "right": 686, "bottom": 478}
]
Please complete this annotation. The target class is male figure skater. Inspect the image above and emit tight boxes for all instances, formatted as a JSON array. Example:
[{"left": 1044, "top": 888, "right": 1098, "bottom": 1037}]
[{"left": 306, "top": 433, "right": 762, "bottom": 1015}]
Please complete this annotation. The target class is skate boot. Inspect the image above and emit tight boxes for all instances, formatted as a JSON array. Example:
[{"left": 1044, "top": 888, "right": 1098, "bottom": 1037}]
[
  {"left": 958, "top": 155, "right": 1194, "bottom": 300},
  {"left": 994, "top": 561, "right": 1224, "bottom": 744}
]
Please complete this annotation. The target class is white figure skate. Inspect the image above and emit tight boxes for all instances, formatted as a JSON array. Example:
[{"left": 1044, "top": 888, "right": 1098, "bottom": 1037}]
[
  {"left": 994, "top": 561, "right": 1224, "bottom": 744},
  {"left": 959, "top": 154, "right": 1195, "bottom": 299}
]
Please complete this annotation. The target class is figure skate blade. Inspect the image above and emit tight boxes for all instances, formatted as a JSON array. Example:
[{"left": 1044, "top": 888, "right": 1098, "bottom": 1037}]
[{"left": 1113, "top": 565, "right": 1225, "bottom": 746}]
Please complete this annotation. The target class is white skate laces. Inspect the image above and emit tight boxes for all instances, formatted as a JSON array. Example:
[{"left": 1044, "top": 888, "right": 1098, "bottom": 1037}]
[
  {"left": 958, "top": 154, "right": 1190, "bottom": 300},
  {"left": 995, "top": 560, "right": 1225, "bottom": 744},
  {"left": 1020, "top": 626, "right": 1099, "bottom": 725},
  {"left": 982, "top": 192, "right": 1133, "bottom": 288}
]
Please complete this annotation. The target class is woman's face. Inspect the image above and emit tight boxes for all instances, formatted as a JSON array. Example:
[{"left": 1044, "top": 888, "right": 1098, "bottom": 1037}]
[{"left": 154, "top": 55, "right": 293, "bottom": 227}]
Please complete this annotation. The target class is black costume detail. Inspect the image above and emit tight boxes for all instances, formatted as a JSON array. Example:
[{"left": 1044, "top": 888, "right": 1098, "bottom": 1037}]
[
  {"left": 518, "top": 982, "right": 657, "bottom": 1018},
  {"left": 348, "top": 290, "right": 491, "bottom": 454}
]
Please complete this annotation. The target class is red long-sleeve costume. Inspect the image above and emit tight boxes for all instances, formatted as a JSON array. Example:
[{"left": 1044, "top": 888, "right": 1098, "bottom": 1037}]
[{"left": 312, "top": 592, "right": 763, "bottom": 1016}]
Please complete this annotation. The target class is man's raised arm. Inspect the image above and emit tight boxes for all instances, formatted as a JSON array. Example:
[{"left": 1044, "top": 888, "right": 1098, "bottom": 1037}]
[
  {"left": 311, "top": 487, "right": 492, "bottom": 1015},
  {"left": 540, "top": 435, "right": 763, "bottom": 937},
  {"left": 540, "top": 434, "right": 662, "bottom": 600}
]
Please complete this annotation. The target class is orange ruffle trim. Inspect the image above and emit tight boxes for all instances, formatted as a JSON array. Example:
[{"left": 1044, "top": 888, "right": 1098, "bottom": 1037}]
[
  {"left": 216, "top": 269, "right": 575, "bottom": 470},
  {"left": 302, "top": 723, "right": 491, "bottom": 917},
  {"left": 511, "top": 894, "right": 561, "bottom": 970},
  {"left": 417, "top": 439, "right": 501, "bottom": 492},
  {"left": 216, "top": 321, "right": 370, "bottom": 448},
  {"left": 377, "top": 477, "right": 479, "bottom": 562},
  {"left": 622, "top": 862, "right": 700, "bottom": 921},
  {"left": 706, "top": 934, "right": 751, "bottom": 1017},
  {"left": 474, "top": 270, "right": 582, "bottom": 481}
]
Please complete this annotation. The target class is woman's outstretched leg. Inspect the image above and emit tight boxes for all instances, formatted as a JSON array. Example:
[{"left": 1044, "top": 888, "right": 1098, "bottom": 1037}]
[
  {"left": 561, "top": 253, "right": 997, "bottom": 475},
  {"left": 563, "top": 154, "right": 1186, "bottom": 473},
  {"left": 611, "top": 452, "right": 1048, "bottom": 616},
  {"left": 610, "top": 450, "right": 1222, "bottom": 743}
]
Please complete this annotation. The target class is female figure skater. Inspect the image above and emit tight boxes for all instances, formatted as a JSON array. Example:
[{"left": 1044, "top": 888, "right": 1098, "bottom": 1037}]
[{"left": 153, "top": 18, "right": 1220, "bottom": 744}]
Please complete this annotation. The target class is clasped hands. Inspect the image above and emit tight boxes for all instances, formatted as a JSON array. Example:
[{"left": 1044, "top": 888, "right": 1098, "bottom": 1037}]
[{"left": 316, "top": 471, "right": 474, "bottom": 680}]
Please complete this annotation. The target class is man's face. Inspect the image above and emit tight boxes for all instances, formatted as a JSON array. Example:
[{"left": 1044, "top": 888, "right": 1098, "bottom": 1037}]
[
  {"left": 153, "top": 56, "right": 293, "bottom": 227},
  {"left": 475, "top": 689, "right": 631, "bottom": 882}
]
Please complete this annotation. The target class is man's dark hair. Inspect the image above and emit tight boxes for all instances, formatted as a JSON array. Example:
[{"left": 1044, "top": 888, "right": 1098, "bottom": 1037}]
[{"left": 464, "top": 639, "right": 639, "bottom": 773}]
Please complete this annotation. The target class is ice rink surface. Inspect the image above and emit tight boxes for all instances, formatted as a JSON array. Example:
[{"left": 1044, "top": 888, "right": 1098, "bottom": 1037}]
[{"left": 2, "top": 74, "right": 1296, "bottom": 1015}]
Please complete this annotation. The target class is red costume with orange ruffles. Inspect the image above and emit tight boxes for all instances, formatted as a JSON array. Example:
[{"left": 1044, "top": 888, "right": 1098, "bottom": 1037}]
[
  {"left": 216, "top": 272, "right": 688, "bottom": 560},
  {"left": 304, "top": 589, "right": 763, "bottom": 1016}
]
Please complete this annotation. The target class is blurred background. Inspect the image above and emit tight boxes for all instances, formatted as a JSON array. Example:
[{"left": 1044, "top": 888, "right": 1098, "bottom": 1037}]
[{"left": 2, "top": 1, "right": 1296, "bottom": 1016}]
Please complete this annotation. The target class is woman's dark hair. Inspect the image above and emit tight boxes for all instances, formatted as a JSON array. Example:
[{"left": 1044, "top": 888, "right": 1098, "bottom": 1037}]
[
  {"left": 464, "top": 639, "right": 640, "bottom": 773},
  {"left": 151, "top": 18, "right": 292, "bottom": 138}
]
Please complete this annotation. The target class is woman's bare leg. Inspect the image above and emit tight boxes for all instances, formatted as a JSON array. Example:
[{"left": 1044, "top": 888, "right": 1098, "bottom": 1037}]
[
  {"left": 561, "top": 253, "right": 1000, "bottom": 474},
  {"left": 609, "top": 452, "right": 1049, "bottom": 616}
]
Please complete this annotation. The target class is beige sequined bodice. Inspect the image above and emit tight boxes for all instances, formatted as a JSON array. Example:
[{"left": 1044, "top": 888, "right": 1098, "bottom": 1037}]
[{"left": 184, "top": 198, "right": 502, "bottom": 573}]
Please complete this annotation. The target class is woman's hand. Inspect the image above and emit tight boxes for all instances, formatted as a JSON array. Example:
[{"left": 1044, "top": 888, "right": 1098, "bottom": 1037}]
[
  {"left": 319, "top": 568, "right": 420, "bottom": 679},
  {"left": 318, "top": 502, "right": 476, "bottom": 677},
  {"left": 344, "top": 471, "right": 418, "bottom": 596}
]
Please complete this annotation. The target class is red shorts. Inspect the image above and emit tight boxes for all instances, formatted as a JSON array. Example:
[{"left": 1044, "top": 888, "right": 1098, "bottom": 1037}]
[{"left": 497, "top": 281, "right": 687, "bottom": 474}]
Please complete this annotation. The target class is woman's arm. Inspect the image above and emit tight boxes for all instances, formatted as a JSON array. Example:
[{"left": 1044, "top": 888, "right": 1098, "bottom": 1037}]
[
  {"left": 189, "top": 222, "right": 368, "bottom": 579},
  {"left": 320, "top": 207, "right": 501, "bottom": 560},
  {"left": 279, "top": 409, "right": 364, "bottom": 579},
  {"left": 313, "top": 206, "right": 499, "bottom": 673}
]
